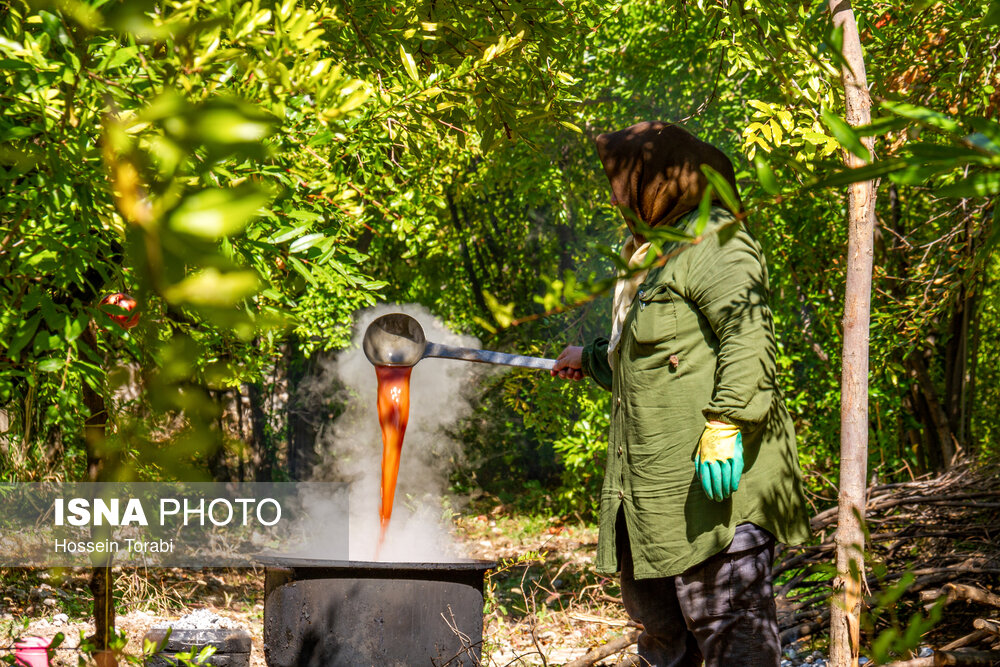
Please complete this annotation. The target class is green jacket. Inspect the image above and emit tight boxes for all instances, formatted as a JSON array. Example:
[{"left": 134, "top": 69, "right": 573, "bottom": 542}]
[{"left": 581, "top": 207, "right": 811, "bottom": 580}]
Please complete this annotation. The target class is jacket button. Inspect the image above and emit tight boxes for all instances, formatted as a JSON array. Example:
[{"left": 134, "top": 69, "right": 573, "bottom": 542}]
[
  {"left": 618, "top": 490, "right": 624, "bottom": 499},
  {"left": 669, "top": 354, "right": 680, "bottom": 369},
  {"left": 617, "top": 446, "right": 623, "bottom": 455},
  {"left": 616, "top": 396, "right": 621, "bottom": 405}
]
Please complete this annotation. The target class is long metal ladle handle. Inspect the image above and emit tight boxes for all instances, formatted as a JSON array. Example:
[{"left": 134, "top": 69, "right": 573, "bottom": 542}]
[{"left": 424, "top": 342, "right": 556, "bottom": 370}]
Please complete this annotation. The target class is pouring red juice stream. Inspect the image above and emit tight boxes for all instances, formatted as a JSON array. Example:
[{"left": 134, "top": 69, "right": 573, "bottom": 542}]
[
  {"left": 375, "top": 365, "right": 412, "bottom": 557},
  {"left": 364, "top": 312, "right": 557, "bottom": 558}
]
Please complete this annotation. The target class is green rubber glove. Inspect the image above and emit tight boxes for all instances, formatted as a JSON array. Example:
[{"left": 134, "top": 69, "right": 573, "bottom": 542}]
[{"left": 695, "top": 421, "right": 744, "bottom": 502}]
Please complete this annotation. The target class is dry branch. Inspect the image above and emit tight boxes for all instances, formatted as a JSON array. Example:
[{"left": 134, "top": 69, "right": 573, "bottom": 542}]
[
  {"left": 940, "top": 630, "right": 994, "bottom": 651},
  {"left": 920, "top": 584, "right": 1000, "bottom": 610},
  {"left": 778, "top": 461, "right": 1000, "bottom": 656},
  {"left": 972, "top": 619, "right": 1000, "bottom": 638},
  {"left": 563, "top": 630, "right": 640, "bottom": 667},
  {"left": 932, "top": 649, "right": 1000, "bottom": 665},
  {"left": 887, "top": 648, "right": 1000, "bottom": 666},
  {"left": 568, "top": 612, "right": 640, "bottom": 628}
]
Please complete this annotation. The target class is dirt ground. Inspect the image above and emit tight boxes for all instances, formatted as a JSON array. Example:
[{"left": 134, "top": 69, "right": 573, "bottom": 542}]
[
  {"left": 6, "top": 465, "right": 996, "bottom": 665},
  {"left": 0, "top": 511, "right": 642, "bottom": 666},
  {"left": 0, "top": 568, "right": 268, "bottom": 666}
]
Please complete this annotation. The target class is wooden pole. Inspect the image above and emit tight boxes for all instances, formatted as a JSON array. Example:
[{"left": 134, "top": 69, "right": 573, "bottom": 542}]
[
  {"left": 827, "top": 1, "right": 877, "bottom": 666},
  {"left": 81, "top": 325, "right": 117, "bottom": 667}
]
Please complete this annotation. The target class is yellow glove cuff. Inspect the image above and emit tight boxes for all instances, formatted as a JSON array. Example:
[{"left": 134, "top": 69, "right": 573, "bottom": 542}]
[{"left": 697, "top": 422, "right": 741, "bottom": 464}]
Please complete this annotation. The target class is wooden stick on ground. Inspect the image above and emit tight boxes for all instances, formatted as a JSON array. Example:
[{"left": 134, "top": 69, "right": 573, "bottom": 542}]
[
  {"left": 972, "top": 618, "right": 1000, "bottom": 637},
  {"left": 887, "top": 648, "right": 1000, "bottom": 666},
  {"left": 564, "top": 630, "right": 640, "bottom": 667},
  {"left": 933, "top": 649, "right": 1000, "bottom": 665},
  {"left": 921, "top": 583, "right": 1000, "bottom": 609},
  {"left": 567, "top": 611, "right": 640, "bottom": 628},
  {"left": 940, "top": 630, "right": 993, "bottom": 651}
]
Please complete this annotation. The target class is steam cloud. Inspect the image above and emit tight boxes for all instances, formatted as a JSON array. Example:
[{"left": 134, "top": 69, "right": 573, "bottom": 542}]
[{"left": 306, "top": 303, "right": 483, "bottom": 562}]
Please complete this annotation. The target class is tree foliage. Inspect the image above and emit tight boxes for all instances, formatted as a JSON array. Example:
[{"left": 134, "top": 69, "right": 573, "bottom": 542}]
[
  {"left": 1, "top": 0, "right": 997, "bottom": 511},
  {"left": 0, "top": 0, "right": 609, "bottom": 480}
]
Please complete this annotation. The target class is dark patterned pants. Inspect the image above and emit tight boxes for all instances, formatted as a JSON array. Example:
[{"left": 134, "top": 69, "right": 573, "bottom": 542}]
[{"left": 619, "top": 520, "right": 781, "bottom": 667}]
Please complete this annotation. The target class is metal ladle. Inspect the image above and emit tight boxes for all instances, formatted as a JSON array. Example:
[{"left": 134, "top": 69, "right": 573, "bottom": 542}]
[{"left": 362, "top": 313, "right": 556, "bottom": 370}]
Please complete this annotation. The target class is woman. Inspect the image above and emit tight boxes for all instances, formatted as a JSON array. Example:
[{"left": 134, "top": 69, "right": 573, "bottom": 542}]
[{"left": 552, "top": 121, "right": 810, "bottom": 666}]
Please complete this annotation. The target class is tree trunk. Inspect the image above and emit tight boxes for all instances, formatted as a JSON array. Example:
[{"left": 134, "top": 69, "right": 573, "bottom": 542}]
[
  {"left": 906, "top": 352, "right": 955, "bottom": 468},
  {"left": 286, "top": 337, "right": 319, "bottom": 480},
  {"left": 80, "top": 325, "right": 117, "bottom": 667},
  {"left": 827, "top": 2, "right": 877, "bottom": 666},
  {"left": 233, "top": 385, "right": 248, "bottom": 482},
  {"left": 248, "top": 381, "right": 274, "bottom": 482},
  {"left": 966, "top": 291, "right": 982, "bottom": 453},
  {"left": 447, "top": 190, "right": 490, "bottom": 315},
  {"left": 207, "top": 389, "right": 230, "bottom": 481}
]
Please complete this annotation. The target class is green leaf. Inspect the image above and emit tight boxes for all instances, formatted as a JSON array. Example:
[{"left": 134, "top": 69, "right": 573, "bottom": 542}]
[
  {"left": 163, "top": 268, "right": 260, "bottom": 306},
  {"left": 38, "top": 358, "right": 64, "bottom": 372},
  {"left": 986, "top": 0, "right": 1000, "bottom": 26},
  {"left": 0, "top": 59, "right": 31, "bottom": 70},
  {"left": 168, "top": 185, "right": 270, "bottom": 238},
  {"left": 288, "top": 256, "right": 319, "bottom": 287},
  {"left": 882, "top": 101, "right": 961, "bottom": 134},
  {"left": 1, "top": 125, "right": 40, "bottom": 140},
  {"left": 810, "top": 159, "right": 908, "bottom": 189},
  {"left": 700, "top": 164, "right": 741, "bottom": 214},
  {"left": 753, "top": 154, "right": 780, "bottom": 195},
  {"left": 877, "top": 571, "right": 915, "bottom": 607},
  {"left": 632, "top": 220, "right": 695, "bottom": 244},
  {"left": 103, "top": 46, "right": 138, "bottom": 70},
  {"left": 695, "top": 186, "right": 713, "bottom": 236},
  {"left": 852, "top": 115, "right": 910, "bottom": 137},
  {"left": 828, "top": 25, "right": 844, "bottom": 55},
  {"left": 821, "top": 110, "right": 872, "bottom": 162},
  {"left": 194, "top": 109, "right": 273, "bottom": 144},
  {"left": 289, "top": 233, "right": 325, "bottom": 254},
  {"left": 970, "top": 117, "right": 1000, "bottom": 150},
  {"left": 908, "top": 142, "right": 997, "bottom": 162},
  {"left": 820, "top": 25, "right": 850, "bottom": 73},
  {"left": 717, "top": 219, "right": 740, "bottom": 246},
  {"left": 269, "top": 225, "right": 312, "bottom": 244},
  {"left": 872, "top": 628, "right": 898, "bottom": 664},
  {"left": 285, "top": 210, "right": 322, "bottom": 223},
  {"left": 64, "top": 315, "right": 86, "bottom": 342},
  {"left": 937, "top": 172, "right": 1000, "bottom": 198},
  {"left": 967, "top": 132, "right": 1000, "bottom": 155},
  {"left": 399, "top": 45, "right": 419, "bottom": 82},
  {"left": 887, "top": 163, "right": 945, "bottom": 186},
  {"left": 483, "top": 290, "right": 515, "bottom": 328},
  {"left": 8, "top": 313, "right": 41, "bottom": 359}
]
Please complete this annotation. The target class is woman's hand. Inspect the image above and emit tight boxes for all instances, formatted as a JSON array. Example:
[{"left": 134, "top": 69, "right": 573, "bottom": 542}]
[
  {"left": 551, "top": 345, "right": 585, "bottom": 381},
  {"left": 695, "top": 421, "right": 745, "bottom": 501}
]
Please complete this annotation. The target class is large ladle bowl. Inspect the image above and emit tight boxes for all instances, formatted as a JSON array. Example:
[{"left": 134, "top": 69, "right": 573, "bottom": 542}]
[{"left": 362, "top": 313, "right": 556, "bottom": 370}]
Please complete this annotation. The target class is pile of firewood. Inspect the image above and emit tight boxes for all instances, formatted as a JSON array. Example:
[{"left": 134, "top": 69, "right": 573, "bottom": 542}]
[
  {"left": 776, "top": 460, "right": 1000, "bottom": 665},
  {"left": 561, "top": 461, "right": 998, "bottom": 667}
]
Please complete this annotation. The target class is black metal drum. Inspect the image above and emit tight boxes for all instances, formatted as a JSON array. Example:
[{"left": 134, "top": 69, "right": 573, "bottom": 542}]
[{"left": 260, "top": 557, "right": 495, "bottom": 667}]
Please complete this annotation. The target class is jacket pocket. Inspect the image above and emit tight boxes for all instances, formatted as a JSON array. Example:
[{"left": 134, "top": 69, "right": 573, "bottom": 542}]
[{"left": 632, "top": 283, "right": 677, "bottom": 345}]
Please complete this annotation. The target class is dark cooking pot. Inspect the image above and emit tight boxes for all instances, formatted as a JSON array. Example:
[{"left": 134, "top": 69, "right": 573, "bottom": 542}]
[{"left": 259, "top": 557, "right": 495, "bottom": 667}]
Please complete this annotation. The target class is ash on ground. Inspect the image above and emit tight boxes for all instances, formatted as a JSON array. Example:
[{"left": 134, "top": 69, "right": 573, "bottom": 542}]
[
  {"left": 153, "top": 609, "right": 246, "bottom": 631},
  {"left": 780, "top": 645, "right": 931, "bottom": 666}
]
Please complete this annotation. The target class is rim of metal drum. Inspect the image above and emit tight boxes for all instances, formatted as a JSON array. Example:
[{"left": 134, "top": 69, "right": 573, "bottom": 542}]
[{"left": 254, "top": 555, "right": 496, "bottom": 571}]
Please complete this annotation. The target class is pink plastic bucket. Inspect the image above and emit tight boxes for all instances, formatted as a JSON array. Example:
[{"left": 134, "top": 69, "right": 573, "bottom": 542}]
[{"left": 14, "top": 636, "right": 50, "bottom": 667}]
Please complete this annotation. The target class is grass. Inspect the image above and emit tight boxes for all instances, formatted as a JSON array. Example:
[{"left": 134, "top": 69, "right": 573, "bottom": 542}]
[{"left": 454, "top": 510, "right": 635, "bottom": 666}]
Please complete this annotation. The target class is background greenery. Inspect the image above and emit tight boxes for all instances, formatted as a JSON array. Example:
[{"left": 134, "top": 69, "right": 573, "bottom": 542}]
[{"left": 1, "top": 0, "right": 998, "bottom": 523}]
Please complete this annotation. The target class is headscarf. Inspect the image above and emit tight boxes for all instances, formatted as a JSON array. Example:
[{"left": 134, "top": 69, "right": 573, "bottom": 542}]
[
  {"left": 595, "top": 121, "right": 741, "bottom": 234},
  {"left": 595, "top": 122, "right": 740, "bottom": 364}
]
